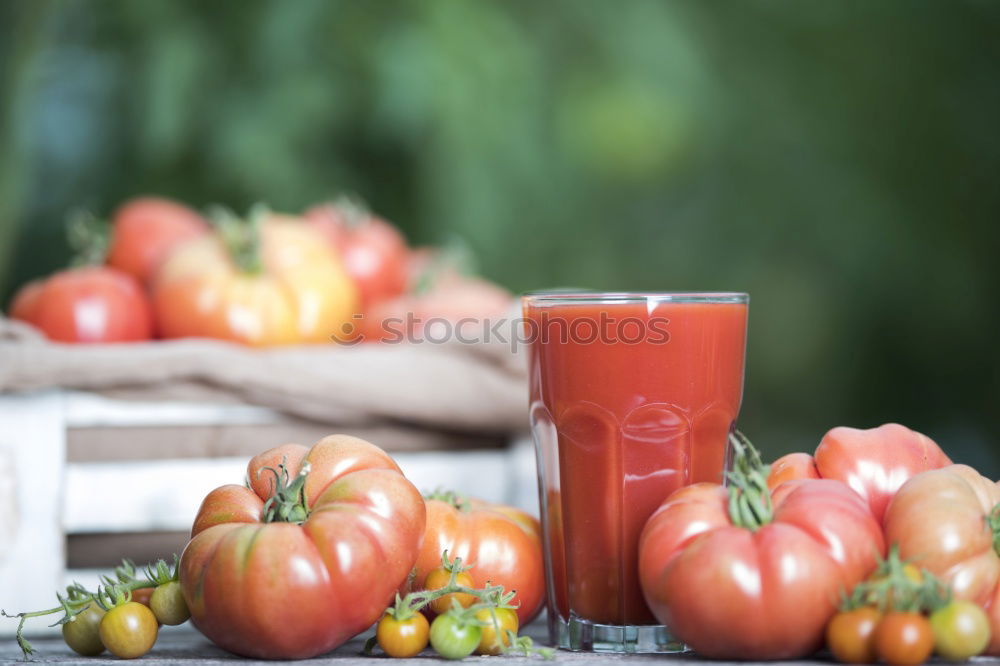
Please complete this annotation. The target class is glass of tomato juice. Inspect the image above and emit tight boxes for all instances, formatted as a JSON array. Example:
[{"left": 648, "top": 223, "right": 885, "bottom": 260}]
[{"left": 523, "top": 292, "right": 749, "bottom": 652}]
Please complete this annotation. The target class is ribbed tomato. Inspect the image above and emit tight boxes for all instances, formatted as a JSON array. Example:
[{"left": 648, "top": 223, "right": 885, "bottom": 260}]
[
  {"left": 640, "top": 440, "right": 885, "bottom": 659},
  {"left": 885, "top": 465, "right": 1000, "bottom": 655},
  {"left": 179, "top": 435, "right": 426, "bottom": 659},
  {"left": 768, "top": 423, "right": 951, "bottom": 523},
  {"left": 414, "top": 494, "right": 544, "bottom": 624},
  {"left": 153, "top": 211, "right": 357, "bottom": 346}
]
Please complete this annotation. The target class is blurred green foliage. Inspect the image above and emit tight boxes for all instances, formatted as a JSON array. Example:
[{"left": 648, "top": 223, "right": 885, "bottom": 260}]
[{"left": 1, "top": 0, "right": 998, "bottom": 471}]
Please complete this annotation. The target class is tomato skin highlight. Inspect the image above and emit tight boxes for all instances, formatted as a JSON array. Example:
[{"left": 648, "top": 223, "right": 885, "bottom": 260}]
[
  {"left": 429, "top": 613, "right": 481, "bottom": 660},
  {"left": 826, "top": 607, "right": 881, "bottom": 663},
  {"left": 98, "top": 601, "right": 158, "bottom": 659},
  {"left": 150, "top": 581, "right": 190, "bottom": 626},
  {"left": 424, "top": 568, "right": 476, "bottom": 615},
  {"left": 930, "top": 600, "right": 991, "bottom": 661},
  {"left": 414, "top": 498, "right": 545, "bottom": 624},
  {"left": 874, "top": 612, "right": 934, "bottom": 666},
  {"left": 61, "top": 603, "right": 105, "bottom": 656},
  {"left": 475, "top": 606, "right": 518, "bottom": 655},
  {"left": 376, "top": 612, "right": 429, "bottom": 658}
]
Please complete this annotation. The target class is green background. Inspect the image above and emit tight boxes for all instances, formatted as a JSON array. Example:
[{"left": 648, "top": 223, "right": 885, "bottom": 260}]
[{"left": 1, "top": 0, "right": 997, "bottom": 472}]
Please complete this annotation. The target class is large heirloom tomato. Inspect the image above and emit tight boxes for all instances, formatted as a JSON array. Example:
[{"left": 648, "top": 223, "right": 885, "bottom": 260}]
[
  {"left": 106, "top": 197, "right": 208, "bottom": 285},
  {"left": 414, "top": 493, "right": 544, "bottom": 624},
  {"left": 885, "top": 465, "right": 1000, "bottom": 655},
  {"left": 640, "top": 440, "right": 884, "bottom": 659},
  {"left": 768, "top": 423, "right": 951, "bottom": 523},
  {"left": 153, "top": 210, "right": 357, "bottom": 346},
  {"left": 179, "top": 435, "right": 426, "bottom": 659},
  {"left": 8, "top": 266, "right": 153, "bottom": 343}
]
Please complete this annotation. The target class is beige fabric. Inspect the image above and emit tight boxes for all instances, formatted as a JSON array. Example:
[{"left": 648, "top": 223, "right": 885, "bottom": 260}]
[{"left": 0, "top": 315, "right": 528, "bottom": 434}]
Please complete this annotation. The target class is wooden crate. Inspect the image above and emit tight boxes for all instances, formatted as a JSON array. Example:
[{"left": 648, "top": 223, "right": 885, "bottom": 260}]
[{"left": 0, "top": 390, "right": 536, "bottom": 635}]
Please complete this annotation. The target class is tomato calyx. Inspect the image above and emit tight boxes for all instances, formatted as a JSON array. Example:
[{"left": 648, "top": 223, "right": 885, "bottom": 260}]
[
  {"left": 424, "top": 487, "right": 472, "bottom": 512},
  {"left": 259, "top": 458, "right": 311, "bottom": 524},
  {"left": 726, "top": 431, "right": 774, "bottom": 530},
  {"left": 2, "top": 556, "right": 179, "bottom": 660},
  {"left": 988, "top": 504, "right": 1000, "bottom": 557},
  {"left": 207, "top": 205, "right": 267, "bottom": 275},
  {"left": 66, "top": 209, "right": 111, "bottom": 267},
  {"left": 844, "top": 546, "right": 949, "bottom": 614}
]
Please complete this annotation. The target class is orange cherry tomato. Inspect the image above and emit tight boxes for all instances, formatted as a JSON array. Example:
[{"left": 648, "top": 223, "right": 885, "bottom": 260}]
[
  {"left": 376, "top": 611, "right": 429, "bottom": 658},
  {"left": 874, "top": 611, "right": 934, "bottom": 666},
  {"left": 826, "top": 607, "right": 881, "bottom": 663},
  {"left": 424, "top": 568, "right": 476, "bottom": 615}
]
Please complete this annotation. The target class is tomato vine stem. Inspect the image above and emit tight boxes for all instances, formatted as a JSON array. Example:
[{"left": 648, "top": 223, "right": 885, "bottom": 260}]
[
  {"left": 2, "top": 556, "right": 179, "bottom": 661},
  {"left": 726, "top": 430, "right": 773, "bottom": 530}
]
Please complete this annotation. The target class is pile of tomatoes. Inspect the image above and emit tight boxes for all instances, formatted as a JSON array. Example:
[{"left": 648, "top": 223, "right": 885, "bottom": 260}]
[
  {"left": 637, "top": 423, "right": 1000, "bottom": 665},
  {"left": 7, "top": 196, "right": 510, "bottom": 346}
]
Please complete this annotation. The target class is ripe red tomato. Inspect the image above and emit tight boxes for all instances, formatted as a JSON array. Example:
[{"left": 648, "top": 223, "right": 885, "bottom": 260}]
[
  {"left": 639, "top": 479, "right": 885, "bottom": 659},
  {"left": 153, "top": 212, "right": 357, "bottom": 346},
  {"left": 179, "top": 435, "right": 426, "bottom": 659},
  {"left": 767, "top": 423, "right": 951, "bottom": 523},
  {"left": 414, "top": 496, "right": 544, "bottom": 625},
  {"left": 304, "top": 202, "right": 408, "bottom": 308},
  {"left": 8, "top": 266, "right": 152, "bottom": 343},
  {"left": 106, "top": 197, "right": 208, "bottom": 285},
  {"left": 885, "top": 464, "right": 1000, "bottom": 654}
]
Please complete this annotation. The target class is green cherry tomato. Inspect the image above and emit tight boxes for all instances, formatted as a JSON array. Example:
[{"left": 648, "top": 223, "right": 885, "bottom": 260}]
[
  {"left": 99, "top": 601, "right": 158, "bottom": 659},
  {"left": 150, "top": 581, "right": 190, "bottom": 626},
  {"left": 930, "top": 600, "right": 990, "bottom": 661},
  {"left": 429, "top": 612, "right": 482, "bottom": 660},
  {"left": 62, "top": 602, "right": 106, "bottom": 656},
  {"left": 376, "top": 611, "right": 430, "bottom": 658}
]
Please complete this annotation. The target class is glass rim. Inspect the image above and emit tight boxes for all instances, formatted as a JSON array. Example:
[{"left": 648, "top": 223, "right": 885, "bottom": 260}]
[{"left": 522, "top": 290, "right": 749, "bottom": 305}]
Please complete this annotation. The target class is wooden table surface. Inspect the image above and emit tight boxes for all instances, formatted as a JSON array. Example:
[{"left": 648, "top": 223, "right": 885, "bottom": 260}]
[{"left": 0, "top": 620, "right": 887, "bottom": 665}]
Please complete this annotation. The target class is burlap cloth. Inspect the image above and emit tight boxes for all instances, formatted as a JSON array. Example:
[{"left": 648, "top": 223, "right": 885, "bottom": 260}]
[{"left": 0, "top": 316, "right": 528, "bottom": 435}]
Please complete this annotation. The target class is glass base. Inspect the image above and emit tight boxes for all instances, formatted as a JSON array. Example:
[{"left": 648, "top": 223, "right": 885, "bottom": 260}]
[{"left": 548, "top": 613, "right": 688, "bottom": 653}]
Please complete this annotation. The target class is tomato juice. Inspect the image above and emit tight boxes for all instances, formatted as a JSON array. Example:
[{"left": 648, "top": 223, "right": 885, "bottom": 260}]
[{"left": 524, "top": 293, "right": 748, "bottom": 635}]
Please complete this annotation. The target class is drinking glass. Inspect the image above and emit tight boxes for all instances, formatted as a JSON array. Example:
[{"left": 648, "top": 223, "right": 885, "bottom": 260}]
[{"left": 523, "top": 292, "right": 749, "bottom": 652}]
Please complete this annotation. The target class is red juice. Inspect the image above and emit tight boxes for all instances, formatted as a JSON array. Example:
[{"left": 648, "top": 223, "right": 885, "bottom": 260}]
[{"left": 525, "top": 293, "right": 748, "bottom": 627}]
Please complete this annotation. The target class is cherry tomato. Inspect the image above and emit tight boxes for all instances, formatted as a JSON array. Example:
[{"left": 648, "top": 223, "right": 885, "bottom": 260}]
[
  {"left": 424, "top": 568, "right": 476, "bottom": 615},
  {"left": 61, "top": 602, "right": 105, "bottom": 656},
  {"left": 376, "top": 611, "right": 429, "bottom": 658},
  {"left": 106, "top": 197, "right": 208, "bottom": 285},
  {"left": 130, "top": 587, "right": 153, "bottom": 607},
  {"left": 8, "top": 266, "right": 153, "bottom": 343},
  {"left": 98, "top": 601, "right": 158, "bottom": 659},
  {"left": 429, "top": 612, "right": 481, "bottom": 660},
  {"left": 149, "top": 581, "right": 190, "bottom": 626},
  {"left": 826, "top": 607, "right": 880, "bottom": 663},
  {"left": 474, "top": 606, "right": 518, "bottom": 656},
  {"left": 874, "top": 611, "right": 934, "bottom": 666},
  {"left": 930, "top": 600, "right": 990, "bottom": 661}
]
